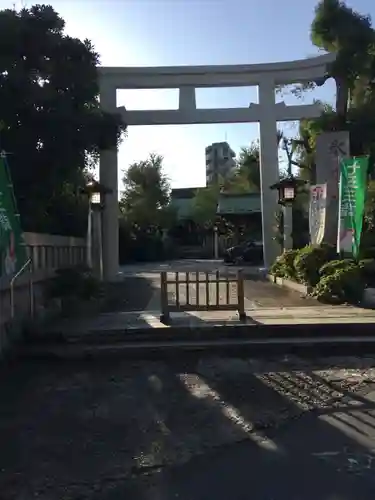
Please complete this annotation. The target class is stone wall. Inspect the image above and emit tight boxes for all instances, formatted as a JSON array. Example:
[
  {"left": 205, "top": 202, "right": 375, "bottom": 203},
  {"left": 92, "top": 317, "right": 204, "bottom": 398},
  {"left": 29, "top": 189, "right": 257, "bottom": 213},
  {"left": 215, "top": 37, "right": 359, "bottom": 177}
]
[{"left": 0, "top": 232, "right": 86, "bottom": 356}]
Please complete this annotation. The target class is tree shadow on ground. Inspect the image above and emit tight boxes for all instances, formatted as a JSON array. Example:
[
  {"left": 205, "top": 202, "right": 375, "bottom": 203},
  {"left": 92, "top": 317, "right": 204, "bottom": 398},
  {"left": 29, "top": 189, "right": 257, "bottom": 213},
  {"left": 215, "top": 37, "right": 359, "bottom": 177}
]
[
  {"left": 1, "top": 356, "right": 375, "bottom": 499},
  {"left": 161, "top": 310, "right": 260, "bottom": 326},
  {"left": 0, "top": 357, "right": 253, "bottom": 499},
  {"left": 28, "top": 277, "right": 157, "bottom": 340},
  {"left": 97, "top": 357, "right": 375, "bottom": 500},
  {"left": 100, "top": 276, "right": 156, "bottom": 312}
]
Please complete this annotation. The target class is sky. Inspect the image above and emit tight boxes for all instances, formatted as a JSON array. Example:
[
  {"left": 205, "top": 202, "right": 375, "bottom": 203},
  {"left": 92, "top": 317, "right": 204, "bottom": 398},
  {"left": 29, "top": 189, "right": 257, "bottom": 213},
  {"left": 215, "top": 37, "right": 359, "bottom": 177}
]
[{"left": 5, "top": 0, "right": 375, "bottom": 190}]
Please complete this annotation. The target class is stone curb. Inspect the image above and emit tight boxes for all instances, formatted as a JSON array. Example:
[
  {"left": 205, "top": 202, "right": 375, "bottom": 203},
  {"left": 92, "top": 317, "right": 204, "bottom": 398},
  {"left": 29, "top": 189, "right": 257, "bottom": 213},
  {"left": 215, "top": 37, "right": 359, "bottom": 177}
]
[
  {"left": 19, "top": 334, "right": 375, "bottom": 360},
  {"left": 267, "top": 274, "right": 313, "bottom": 295},
  {"left": 26, "top": 321, "right": 375, "bottom": 347},
  {"left": 268, "top": 275, "right": 375, "bottom": 309}
]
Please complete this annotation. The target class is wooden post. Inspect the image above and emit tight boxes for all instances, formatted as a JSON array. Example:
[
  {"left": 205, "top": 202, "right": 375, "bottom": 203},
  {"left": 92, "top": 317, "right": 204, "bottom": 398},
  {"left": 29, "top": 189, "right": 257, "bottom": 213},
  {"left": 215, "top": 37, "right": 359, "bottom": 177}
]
[
  {"left": 160, "top": 271, "right": 170, "bottom": 324},
  {"left": 175, "top": 272, "right": 180, "bottom": 308},
  {"left": 205, "top": 272, "right": 209, "bottom": 308},
  {"left": 214, "top": 228, "right": 219, "bottom": 259},
  {"left": 237, "top": 269, "right": 246, "bottom": 321},
  {"left": 226, "top": 275, "right": 230, "bottom": 305},
  {"left": 41, "top": 245, "right": 46, "bottom": 270},
  {"left": 216, "top": 270, "right": 220, "bottom": 306},
  {"left": 195, "top": 271, "right": 200, "bottom": 306},
  {"left": 32, "top": 246, "right": 38, "bottom": 270},
  {"left": 29, "top": 268, "right": 34, "bottom": 317}
]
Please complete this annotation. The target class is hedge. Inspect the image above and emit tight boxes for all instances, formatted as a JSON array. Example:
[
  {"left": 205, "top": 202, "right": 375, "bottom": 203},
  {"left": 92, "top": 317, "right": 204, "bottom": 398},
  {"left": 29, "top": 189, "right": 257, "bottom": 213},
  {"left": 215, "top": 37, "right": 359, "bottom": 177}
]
[
  {"left": 313, "top": 265, "right": 364, "bottom": 304},
  {"left": 293, "top": 244, "right": 337, "bottom": 286},
  {"left": 269, "top": 249, "right": 299, "bottom": 280},
  {"left": 270, "top": 244, "right": 371, "bottom": 304}
]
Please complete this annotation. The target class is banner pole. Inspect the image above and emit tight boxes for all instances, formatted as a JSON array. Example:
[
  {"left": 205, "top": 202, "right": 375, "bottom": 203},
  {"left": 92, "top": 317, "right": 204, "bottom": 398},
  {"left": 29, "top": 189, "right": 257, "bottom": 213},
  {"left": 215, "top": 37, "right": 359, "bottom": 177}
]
[{"left": 337, "top": 157, "right": 343, "bottom": 256}]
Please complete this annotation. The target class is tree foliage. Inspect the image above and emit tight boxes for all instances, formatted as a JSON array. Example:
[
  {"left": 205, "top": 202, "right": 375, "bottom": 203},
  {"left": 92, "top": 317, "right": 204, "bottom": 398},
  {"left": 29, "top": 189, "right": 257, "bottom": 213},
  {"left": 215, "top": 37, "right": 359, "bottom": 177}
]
[
  {"left": 191, "top": 183, "right": 220, "bottom": 228},
  {"left": 285, "top": 0, "right": 375, "bottom": 182},
  {"left": 311, "top": 0, "right": 374, "bottom": 124},
  {"left": 273, "top": 0, "right": 375, "bottom": 255},
  {"left": 120, "top": 153, "right": 173, "bottom": 230},
  {"left": 362, "top": 180, "right": 375, "bottom": 251},
  {"left": 232, "top": 144, "right": 261, "bottom": 192},
  {"left": 0, "top": 4, "right": 125, "bottom": 234},
  {"left": 230, "top": 135, "right": 286, "bottom": 191}
]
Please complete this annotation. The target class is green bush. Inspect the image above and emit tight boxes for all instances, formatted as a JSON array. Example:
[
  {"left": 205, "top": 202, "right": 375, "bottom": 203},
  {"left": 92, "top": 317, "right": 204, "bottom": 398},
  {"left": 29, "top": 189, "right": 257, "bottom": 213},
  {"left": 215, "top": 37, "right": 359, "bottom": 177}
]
[
  {"left": 313, "top": 265, "right": 365, "bottom": 304},
  {"left": 270, "top": 249, "right": 299, "bottom": 279},
  {"left": 319, "top": 259, "right": 356, "bottom": 277},
  {"left": 119, "top": 224, "right": 171, "bottom": 263},
  {"left": 294, "top": 244, "right": 337, "bottom": 286},
  {"left": 359, "top": 258, "right": 375, "bottom": 286},
  {"left": 46, "top": 265, "right": 102, "bottom": 301}
]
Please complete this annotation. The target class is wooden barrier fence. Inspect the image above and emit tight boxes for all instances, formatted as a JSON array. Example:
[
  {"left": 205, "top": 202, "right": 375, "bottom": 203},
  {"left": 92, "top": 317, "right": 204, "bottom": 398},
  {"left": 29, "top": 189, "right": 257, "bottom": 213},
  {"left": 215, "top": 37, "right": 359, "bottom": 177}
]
[
  {"left": 26, "top": 244, "right": 86, "bottom": 273},
  {"left": 160, "top": 270, "right": 246, "bottom": 323},
  {"left": 1, "top": 233, "right": 86, "bottom": 355}
]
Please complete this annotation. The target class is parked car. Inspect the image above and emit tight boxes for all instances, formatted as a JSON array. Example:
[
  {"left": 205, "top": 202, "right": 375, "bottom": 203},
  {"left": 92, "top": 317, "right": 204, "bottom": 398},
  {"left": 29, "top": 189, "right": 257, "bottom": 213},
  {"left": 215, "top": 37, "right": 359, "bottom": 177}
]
[{"left": 224, "top": 239, "right": 263, "bottom": 264}]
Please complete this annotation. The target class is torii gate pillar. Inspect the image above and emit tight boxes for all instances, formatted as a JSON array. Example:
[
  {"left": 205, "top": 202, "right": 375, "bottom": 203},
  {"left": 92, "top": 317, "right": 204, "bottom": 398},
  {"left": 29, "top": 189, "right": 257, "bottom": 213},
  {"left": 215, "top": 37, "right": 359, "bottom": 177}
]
[{"left": 99, "top": 83, "right": 119, "bottom": 281}]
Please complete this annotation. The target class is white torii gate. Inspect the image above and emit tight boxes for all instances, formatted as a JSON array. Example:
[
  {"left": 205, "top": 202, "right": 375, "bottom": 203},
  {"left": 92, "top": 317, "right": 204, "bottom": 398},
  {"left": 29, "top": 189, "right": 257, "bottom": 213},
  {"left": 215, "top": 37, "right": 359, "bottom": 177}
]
[{"left": 98, "top": 53, "right": 335, "bottom": 280}]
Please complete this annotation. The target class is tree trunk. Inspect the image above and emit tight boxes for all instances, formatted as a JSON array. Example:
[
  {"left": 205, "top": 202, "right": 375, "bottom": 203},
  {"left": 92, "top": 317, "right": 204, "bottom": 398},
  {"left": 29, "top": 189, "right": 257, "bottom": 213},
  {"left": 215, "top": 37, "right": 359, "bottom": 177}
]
[{"left": 335, "top": 76, "right": 349, "bottom": 129}]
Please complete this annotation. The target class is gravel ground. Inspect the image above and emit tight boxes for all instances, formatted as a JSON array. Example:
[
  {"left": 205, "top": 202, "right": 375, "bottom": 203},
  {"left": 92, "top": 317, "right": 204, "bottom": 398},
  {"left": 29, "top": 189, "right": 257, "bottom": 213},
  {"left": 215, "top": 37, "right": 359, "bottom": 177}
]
[{"left": 1, "top": 355, "right": 375, "bottom": 499}]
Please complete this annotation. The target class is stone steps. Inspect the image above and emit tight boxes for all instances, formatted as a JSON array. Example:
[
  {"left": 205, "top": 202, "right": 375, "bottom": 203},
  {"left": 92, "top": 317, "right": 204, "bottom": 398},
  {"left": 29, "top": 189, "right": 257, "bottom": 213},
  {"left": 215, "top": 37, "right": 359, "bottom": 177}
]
[{"left": 19, "top": 331, "right": 375, "bottom": 360}]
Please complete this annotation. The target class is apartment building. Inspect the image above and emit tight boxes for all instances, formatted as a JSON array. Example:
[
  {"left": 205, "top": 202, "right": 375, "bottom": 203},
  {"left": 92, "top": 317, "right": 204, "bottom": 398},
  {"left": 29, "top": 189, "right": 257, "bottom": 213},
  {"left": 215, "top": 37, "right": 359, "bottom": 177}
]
[{"left": 205, "top": 141, "right": 236, "bottom": 185}]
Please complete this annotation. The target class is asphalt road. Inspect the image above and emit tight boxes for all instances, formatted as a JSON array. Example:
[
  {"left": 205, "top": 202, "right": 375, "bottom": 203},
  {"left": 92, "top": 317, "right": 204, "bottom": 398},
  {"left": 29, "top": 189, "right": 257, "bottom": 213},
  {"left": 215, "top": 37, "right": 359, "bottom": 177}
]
[
  {"left": 110, "top": 412, "right": 375, "bottom": 500},
  {"left": 2, "top": 356, "right": 375, "bottom": 499}
]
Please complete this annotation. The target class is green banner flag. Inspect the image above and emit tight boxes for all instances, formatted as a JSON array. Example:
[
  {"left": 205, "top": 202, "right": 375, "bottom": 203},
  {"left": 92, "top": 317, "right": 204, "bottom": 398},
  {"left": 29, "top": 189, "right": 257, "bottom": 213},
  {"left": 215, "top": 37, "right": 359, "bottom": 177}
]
[
  {"left": 337, "top": 156, "right": 369, "bottom": 259},
  {"left": 0, "top": 154, "right": 27, "bottom": 277}
]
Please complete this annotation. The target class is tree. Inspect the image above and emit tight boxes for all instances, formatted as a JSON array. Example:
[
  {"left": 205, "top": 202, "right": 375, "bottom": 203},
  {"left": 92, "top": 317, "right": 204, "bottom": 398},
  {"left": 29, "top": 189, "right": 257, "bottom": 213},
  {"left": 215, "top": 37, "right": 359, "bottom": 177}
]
[
  {"left": 273, "top": 2, "right": 375, "bottom": 252},
  {"left": 233, "top": 143, "right": 261, "bottom": 192},
  {"left": 191, "top": 183, "right": 220, "bottom": 228},
  {"left": 280, "top": 1, "right": 375, "bottom": 125},
  {"left": 311, "top": 0, "right": 374, "bottom": 126},
  {"left": 230, "top": 134, "right": 285, "bottom": 192},
  {"left": 277, "top": 1, "right": 375, "bottom": 171},
  {"left": 0, "top": 4, "right": 125, "bottom": 234},
  {"left": 120, "top": 153, "right": 171, "bottom": 230},
  {"left": 280, "top": 1, "right": 375, "bottom": 183}
]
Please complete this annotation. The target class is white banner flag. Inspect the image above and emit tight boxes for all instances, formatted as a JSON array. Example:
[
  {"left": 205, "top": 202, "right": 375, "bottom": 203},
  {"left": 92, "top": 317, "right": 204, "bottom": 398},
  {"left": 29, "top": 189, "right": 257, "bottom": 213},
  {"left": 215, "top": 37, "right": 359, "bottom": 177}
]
[{"left": 309, "top": 184, "right": 327, "bottom": 245}]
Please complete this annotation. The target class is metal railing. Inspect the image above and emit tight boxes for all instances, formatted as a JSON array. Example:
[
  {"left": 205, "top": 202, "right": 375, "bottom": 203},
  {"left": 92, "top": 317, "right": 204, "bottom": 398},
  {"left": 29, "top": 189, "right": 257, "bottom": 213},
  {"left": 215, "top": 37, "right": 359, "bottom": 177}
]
[
  {"left": 10, "top": 258, "right": 34, "bottom": 319},
  {"left": 160, "top": 269, "right": 246, "bottom": 323}
]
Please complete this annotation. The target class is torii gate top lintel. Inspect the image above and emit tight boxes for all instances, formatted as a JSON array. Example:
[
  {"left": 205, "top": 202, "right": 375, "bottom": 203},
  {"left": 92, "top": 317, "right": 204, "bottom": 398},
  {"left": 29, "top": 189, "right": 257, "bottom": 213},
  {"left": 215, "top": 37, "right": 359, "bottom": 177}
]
[{"left": 98, "top": 53, "right": 335, "bottom": 89}]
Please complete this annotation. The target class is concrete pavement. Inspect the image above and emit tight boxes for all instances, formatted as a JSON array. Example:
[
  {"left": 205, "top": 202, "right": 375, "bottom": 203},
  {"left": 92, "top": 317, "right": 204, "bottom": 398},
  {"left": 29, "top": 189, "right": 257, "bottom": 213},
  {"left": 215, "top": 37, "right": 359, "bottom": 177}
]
[
  {"left": 24, "top": 259, "right": 375, "bottom": 361},
  {"left": 36, "top": 258, "right": 375, "bottom": 336},
  {"left": 119, "top": 260, "right": 320, "bottom": 308},
  {"left": 118, "top": 259, "right": 251, "bottom": 277}
]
